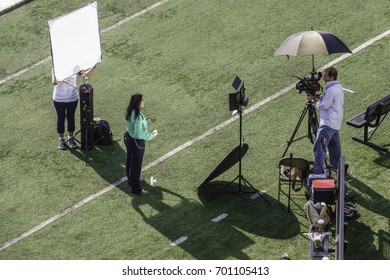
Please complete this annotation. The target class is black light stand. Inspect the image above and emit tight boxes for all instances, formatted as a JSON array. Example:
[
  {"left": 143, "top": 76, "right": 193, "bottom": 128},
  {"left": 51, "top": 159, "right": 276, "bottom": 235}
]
[
  {"left": 282, "top": 98, "right": 319, "bottom": 158},
  {"left": 76, "top": 83, "right": 95, "bottom": 165},
  {"left": 226, "top": 77, "right": 270, "bottom": 204}
]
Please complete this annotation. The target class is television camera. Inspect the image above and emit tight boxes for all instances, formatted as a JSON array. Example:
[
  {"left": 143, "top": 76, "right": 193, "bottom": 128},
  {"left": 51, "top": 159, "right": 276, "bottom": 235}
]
[{"left": 293, "top": 71, "right": 323, "bottom": 96}]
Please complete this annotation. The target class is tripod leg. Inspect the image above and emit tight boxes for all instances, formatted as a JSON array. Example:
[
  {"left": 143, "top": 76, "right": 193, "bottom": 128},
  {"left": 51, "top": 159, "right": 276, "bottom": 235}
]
[
  {"left": 85, "top": 123, "right": 89, "bottom": 166},
  {"left": 241, "top": 176, "right": 271, "bottom": 205},
  {"left": 308, "top": 104, "right": 319, "bottom": 144},
  {"left": 282, "top": 106, "right": 308, "bottom": 157},
  {"left": 223, "top": 175, "right": 240, "bottom": 193}
]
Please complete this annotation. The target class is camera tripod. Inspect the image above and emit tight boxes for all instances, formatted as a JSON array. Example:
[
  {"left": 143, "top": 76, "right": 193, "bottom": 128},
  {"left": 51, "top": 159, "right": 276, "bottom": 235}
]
[{"left": 282, "top": 99, "right": 319, "bottom": 158}]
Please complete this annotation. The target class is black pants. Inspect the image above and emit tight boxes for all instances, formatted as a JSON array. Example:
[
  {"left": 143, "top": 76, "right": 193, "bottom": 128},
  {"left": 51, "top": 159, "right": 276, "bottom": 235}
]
[
  {"left": 124, "top": 132, "right": 145, "bottom": 194},
  {"left": 53, "top": 100, "right": 78, "bottom": 134}
]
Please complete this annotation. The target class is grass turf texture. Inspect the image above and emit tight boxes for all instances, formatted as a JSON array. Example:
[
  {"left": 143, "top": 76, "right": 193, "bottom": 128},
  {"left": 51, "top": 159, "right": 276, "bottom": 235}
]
[{"left": 0, "top": 0, "right": 389, "bottom": 259}]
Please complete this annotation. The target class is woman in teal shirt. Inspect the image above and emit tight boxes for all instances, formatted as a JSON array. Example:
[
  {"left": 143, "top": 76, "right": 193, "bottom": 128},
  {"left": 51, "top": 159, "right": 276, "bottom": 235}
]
[{"left": 124, "top": 93, "right": 157, "bottom": 195}]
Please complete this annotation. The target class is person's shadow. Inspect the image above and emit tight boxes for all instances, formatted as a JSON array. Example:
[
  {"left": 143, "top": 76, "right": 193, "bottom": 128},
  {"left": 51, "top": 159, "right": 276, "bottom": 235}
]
[
  {"left": 69, "top": 140, "right": 127, "bottom": 184},
  {"left": 130, "top": 181, "right": 302, "bottom": 260},
  {"left": 130, "top": 184, "right": 255, "bottom": 259}
]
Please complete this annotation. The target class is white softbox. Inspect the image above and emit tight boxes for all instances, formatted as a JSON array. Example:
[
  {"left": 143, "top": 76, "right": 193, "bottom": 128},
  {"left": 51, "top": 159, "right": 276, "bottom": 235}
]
[{"left": 49, "top": 1, "right": 102, "bottom": 81}]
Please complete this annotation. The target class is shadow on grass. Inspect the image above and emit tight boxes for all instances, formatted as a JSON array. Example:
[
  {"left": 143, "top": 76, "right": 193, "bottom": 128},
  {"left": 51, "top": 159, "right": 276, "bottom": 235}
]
[
  {"left": 129, "top": 181, "right": 303, "bottom": 259},
  {"left": 197, "top": 181, "right": 305, "bottom": 238},
  {"left": 345, "top": 176, "right": 390, "bottom": 259},
  {"left": 344, "top": 219, "right": 389, "bottom": 260},
  {"left": 69, "top": 141, "right": 126, "bottom": 184},
  {"left": 378, "top": 228, "right": 390, "bottom": 260},
  {"left": 347, "top": 175, "right": 390, "bottom": 218},
  {"left": 373, "top": 148, "right": 390, "bottom": 168}
]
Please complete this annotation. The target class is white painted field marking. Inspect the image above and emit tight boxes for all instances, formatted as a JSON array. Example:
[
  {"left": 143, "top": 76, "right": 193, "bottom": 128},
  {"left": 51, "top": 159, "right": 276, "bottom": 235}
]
[
  {"left": 170, "top": 236, "right": 188, "bottom": 246},
  {"left": 0, "top": 0, "right": 170, "bottom": 86},
  {"left": 211, "top": 213, "right": 228, "bottom": 222},
  {"left": 0, "top": 23, "right": 389, "bottom": 252},
  {"left": 250, "top": 190, "right": 266, "bottom": 200},
  {"left": 100, "top": 0, "right": 170, "bottom": 34},
  {"left": 0, "top": 57, "right": 51, "bottom": 86},
  {"left": 343, "top": 88, "right": 355, "bottom": 93},
  {"left": 0, "top": 177, "right": 127, "bottom": 251}
]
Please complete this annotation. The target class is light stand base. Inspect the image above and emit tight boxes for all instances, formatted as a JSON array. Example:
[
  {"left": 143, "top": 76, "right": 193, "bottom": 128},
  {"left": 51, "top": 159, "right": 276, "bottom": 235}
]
[{"left": 224, "top": 174, "right": 271, "bottom": 204}]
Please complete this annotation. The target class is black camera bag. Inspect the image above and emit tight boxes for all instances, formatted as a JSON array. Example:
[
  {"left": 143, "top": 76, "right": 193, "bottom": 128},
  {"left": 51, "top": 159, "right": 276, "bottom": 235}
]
[{"left": 93, "top": 119, "right": 113, "bottom": 145}]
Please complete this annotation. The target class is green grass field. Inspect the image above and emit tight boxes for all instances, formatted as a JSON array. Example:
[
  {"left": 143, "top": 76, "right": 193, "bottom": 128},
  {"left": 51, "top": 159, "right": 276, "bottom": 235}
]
[{"left": 0, "top": 0, "right": 389, "bottom": 260}]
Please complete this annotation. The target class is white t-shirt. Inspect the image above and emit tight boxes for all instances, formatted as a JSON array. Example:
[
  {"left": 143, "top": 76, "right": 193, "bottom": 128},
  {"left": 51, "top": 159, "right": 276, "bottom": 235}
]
[{"left": 52, "top": 75, "right": 78, "bottom": 102}]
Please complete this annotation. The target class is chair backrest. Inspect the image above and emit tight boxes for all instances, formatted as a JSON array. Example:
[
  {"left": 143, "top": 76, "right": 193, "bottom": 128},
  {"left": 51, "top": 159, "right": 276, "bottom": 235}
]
[
  {"left": 364, "top": 94, "right": 390, "bottom": 123},
  {"left": 379, "top": 94, "right": 390, "bottom": 115},
  {"left": 279, "top": 157, "right": 310, "bottom": 181}
]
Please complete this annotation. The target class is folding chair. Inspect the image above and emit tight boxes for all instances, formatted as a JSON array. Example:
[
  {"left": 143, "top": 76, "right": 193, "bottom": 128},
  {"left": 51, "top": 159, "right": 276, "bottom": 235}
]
[{"left": 278, "top": 154, "right": 310, "bottom": 213}]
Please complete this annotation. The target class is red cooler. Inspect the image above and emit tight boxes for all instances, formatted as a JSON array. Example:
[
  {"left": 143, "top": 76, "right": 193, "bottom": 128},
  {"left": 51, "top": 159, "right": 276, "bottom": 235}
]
[{"left": 312, "top": 179, "right": 335, "bottom": 204}]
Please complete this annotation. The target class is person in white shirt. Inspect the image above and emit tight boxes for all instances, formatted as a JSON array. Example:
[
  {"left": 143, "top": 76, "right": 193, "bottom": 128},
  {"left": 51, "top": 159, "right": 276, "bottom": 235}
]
[
  {"left": 52, "top": 65, "right": 96, "bottom": 150},
  {"left": 308, "top": 66, "right": 344, "bottom": 174}
]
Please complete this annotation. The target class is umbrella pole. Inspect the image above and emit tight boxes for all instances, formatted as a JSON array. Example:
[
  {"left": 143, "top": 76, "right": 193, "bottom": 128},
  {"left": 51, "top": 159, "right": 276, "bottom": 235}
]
[{"left": 312, "top": 55, "right": 315, "bottom": 72}]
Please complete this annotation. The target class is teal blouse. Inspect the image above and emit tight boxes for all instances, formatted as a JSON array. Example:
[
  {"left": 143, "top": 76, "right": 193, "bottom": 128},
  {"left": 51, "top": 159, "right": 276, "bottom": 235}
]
[{"left": 126, "top": 110, "right": 153, "bottom": 140}]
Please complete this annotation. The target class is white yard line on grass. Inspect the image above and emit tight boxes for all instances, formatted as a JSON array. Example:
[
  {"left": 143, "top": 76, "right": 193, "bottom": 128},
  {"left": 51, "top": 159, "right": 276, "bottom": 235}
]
[
  {"left": 211, "top": 213, "right": 229, "bottom": 223},
  {"left": 0, "top": 0, "right": 170, "bottom": 86},
  {"left": 170, "top": 236, "right": 188, "bottom": 246},
  {"left": 0, "top": 18, "right": 389, "bottom": 253}
]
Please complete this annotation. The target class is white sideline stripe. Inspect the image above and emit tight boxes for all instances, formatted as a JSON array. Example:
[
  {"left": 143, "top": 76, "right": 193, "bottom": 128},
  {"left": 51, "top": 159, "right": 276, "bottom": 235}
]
[
  {"left": 0, "top": 57, "right": 51, "bottom": 86},
  {"left": 343, "top": 88, "right": 354, "bottom": 93},
  {"left": 250, "top": 190, "right": 266, "bottom": 200},
  {"left": 170, "top": 236, "right": 188, "bottom": 246},
  {"left": 0, "top": 25, "right": 389, "bottom": 254},
  {"left": 101, "top": 0, "right": 169, "bottom": 34},
  {"left": 211, "top": 213, "right": 228, "bottom": 223},
  {"left": 319, "top": 29, "right": 390, "bottom": 71},
  {"left": 0, "top": 0, "right": 170, "bottom": 86},
  {"left": 0, "top": 177, "right": 128, "bottom": 251}
]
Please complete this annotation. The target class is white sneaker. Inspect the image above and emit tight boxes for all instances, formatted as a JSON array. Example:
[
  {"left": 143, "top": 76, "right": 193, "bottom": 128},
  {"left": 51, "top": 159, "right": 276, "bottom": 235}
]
[
  {"left": 68, "top": 137, "right": 78, "bottom": 149},
  {"left": 58, "top": 138, "right": 66, "bottom": 150},
  {"left": 140, "top": 189, "right": 149, "bottom": 195}
]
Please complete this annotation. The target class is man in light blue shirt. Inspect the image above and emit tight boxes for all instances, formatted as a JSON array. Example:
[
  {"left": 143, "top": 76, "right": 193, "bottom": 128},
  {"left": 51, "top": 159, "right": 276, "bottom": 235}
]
[{"left": 308, "top": 67, "right": 344, "bottom": 174}]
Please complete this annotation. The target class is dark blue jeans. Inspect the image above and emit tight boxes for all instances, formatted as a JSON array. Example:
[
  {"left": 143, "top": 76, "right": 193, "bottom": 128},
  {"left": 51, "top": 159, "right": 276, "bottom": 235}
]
[
  {"left": 313, "top": 125, "right": 341, "bottom": 174},
  {"left": 53, "top": 100, "right": 78, "bottom": 134},
  {"left": 124, "top": 132, "right": 145, "bottom": 194}
]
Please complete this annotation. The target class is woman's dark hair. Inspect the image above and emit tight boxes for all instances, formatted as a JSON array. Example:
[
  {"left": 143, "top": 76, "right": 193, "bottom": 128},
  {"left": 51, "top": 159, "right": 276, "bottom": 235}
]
[{"left": 126, "top": 93, "right": 143, "bottom": 120}]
